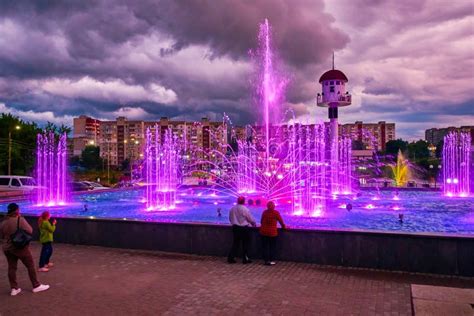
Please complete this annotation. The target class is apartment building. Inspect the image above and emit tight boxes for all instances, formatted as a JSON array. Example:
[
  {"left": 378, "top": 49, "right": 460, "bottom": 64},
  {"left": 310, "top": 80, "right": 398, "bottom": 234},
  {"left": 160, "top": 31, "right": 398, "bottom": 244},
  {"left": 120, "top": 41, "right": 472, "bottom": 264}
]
[
  {"left": 73, "top": 116, "right": 227, "bottom": 166},
  {"left": 340, "top": 121, "right": 396, "bottom": 151},
  {"left": 425, "top": 126, "right": 474, "bottom": 146}
]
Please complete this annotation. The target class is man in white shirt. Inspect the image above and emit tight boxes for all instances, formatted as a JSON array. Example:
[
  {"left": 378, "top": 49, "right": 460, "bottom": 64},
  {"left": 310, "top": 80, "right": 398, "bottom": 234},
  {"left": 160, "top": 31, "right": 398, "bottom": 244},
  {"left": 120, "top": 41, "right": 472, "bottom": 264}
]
[{"left": 227, "top": 196, "right": 256, "bottom": 264}]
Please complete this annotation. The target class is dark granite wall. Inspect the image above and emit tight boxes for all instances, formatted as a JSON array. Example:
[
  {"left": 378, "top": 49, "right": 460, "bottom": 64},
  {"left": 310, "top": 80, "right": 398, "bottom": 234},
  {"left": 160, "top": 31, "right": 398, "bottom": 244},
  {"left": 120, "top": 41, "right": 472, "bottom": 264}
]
[{"left": 23, "top": 216, "right": 474, "bottom": 276}]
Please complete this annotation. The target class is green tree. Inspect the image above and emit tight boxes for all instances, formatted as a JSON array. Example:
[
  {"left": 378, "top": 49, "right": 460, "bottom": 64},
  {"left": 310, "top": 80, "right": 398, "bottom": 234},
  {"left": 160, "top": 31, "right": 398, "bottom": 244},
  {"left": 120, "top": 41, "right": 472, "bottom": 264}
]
[
  {"left": 81, "top": 146, "right": 103, "bottom": 170},
  {"left": 121, "top": 158, "right": 130, "bottom": 172},
  {"left": 407, "top": 140, "right": 430, "bottom": 161},
  {"left": 0, "top": 113, "right": 41, "bottom": 175},
  {"left": 352, "top": 140, "right": 365, "bottom": 150},
  {"left": 385, "top": 139, "right": 408, "bottom": 157}
]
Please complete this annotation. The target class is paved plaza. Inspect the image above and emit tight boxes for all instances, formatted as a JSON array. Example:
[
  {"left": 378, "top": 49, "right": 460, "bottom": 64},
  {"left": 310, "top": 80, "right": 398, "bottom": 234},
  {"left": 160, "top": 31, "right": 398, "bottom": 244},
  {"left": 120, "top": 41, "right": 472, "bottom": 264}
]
[{"left": 0, "top": 243, "right": 473, "bottom": 315}]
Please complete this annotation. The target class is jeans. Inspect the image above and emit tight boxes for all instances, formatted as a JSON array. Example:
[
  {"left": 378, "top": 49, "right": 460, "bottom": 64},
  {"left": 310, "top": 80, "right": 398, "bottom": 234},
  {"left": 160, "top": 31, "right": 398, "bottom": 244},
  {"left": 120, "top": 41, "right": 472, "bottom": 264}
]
[
  {"left": 228, "top": 225, "right": 251, "bottom": 262},
  {"left": 261, "top": 236, "right": 277, "bottom": 263},
  {"left": 39, "top": 242, "right": 53, "bottom": 268},
  {"left": 4, "top": 246, "right": 40, "bottom": 289}
]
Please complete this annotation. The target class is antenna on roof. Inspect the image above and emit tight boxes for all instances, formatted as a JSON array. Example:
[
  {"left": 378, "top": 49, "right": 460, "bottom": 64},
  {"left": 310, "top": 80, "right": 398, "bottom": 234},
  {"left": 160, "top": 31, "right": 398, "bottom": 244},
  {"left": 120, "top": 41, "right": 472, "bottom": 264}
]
[{"left": 332, "top": 51, "right": 335, "bottom": 70}]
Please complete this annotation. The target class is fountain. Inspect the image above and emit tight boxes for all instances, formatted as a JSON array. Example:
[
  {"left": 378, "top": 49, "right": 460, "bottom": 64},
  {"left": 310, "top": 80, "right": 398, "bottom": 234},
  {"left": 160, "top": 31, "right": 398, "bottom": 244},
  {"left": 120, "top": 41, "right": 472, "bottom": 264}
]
[
  {"left": 390, "top": 150, "right": 410, "bottom": 187},
  {"left": 443, "top": 132, "right": 471, "bottom": 197},
  {"left": 35, "top": 132, "right": 68, "bottom": 206},
  {"left": 144, "top": 126, "right": 180, "bottom": 211}
]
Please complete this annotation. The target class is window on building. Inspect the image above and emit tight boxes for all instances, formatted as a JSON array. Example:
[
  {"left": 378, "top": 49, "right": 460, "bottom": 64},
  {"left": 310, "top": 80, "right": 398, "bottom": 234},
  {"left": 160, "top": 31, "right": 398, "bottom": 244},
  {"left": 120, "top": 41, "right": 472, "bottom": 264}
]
[
  {"left": 325, "top": 82, "right": 329, "bottom": 86},
  {"left": 330, "top": 81, "right": 334, "bottom": 85},
  {"left": 336, "top": 81, "right": 340, "bottom": 85},
  {"left": 330, "top": 86, "right": 335, "bottom": 93}
]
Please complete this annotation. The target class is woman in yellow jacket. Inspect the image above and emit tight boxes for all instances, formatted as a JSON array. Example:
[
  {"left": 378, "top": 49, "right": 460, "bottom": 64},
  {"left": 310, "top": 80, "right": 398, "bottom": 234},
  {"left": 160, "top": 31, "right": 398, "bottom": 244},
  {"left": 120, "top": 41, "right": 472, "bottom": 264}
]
[{"left": 38, "top": 211, "right": 56, "bottom": 272}]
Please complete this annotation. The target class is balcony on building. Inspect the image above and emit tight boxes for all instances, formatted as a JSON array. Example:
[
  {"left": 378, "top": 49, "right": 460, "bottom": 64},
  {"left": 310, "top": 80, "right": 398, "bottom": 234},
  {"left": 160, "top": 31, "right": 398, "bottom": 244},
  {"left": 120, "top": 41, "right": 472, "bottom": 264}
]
[{"left": 317, "top": 92, "right": 352, "bottom": 107}]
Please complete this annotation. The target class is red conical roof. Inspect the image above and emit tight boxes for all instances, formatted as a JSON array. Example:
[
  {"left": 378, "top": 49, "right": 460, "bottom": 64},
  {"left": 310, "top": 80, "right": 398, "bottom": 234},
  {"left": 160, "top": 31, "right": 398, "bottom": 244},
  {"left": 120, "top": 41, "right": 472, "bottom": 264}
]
[{"left": 319, "top": 69, "right": 348, "bottom": 83}]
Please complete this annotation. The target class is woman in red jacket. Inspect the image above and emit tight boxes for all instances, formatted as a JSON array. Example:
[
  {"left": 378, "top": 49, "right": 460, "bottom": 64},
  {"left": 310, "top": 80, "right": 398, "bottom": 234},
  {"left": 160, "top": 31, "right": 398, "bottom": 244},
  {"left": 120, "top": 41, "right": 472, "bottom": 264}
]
[{"left": 259, "top": 201, "right": 286, "bottom": 266}]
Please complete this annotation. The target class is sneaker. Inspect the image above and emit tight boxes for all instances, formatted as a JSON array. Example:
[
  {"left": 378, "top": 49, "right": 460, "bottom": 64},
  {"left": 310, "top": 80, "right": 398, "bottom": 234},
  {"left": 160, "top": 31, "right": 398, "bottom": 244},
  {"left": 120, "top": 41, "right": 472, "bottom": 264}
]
[
  {"left": 269, "top": 261, "right": 276, "bottom": 265},
  {"left": 227, "top": 258, "right": 237, "bottom": 264},
  {"left": 47, "top": 262, "right": 54, "bottom": 267},
  {"left": 10, "top": 288, "right": 22, "bottom": 296},
  {"left": 38, "top": 267, "right": 49, "bottom": 272},
  {"left": 32, "top": 284, "right": 50, "bottom": 293},
  {"left": 264, "top": 261, "right": 271, "bottom": 266}
]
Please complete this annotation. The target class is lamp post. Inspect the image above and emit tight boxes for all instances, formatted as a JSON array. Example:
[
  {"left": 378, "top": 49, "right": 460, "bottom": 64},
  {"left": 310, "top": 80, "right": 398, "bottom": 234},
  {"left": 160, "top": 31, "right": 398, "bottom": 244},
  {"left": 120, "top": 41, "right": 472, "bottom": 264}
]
[{"left": 8, "top": 125, "right": 21, "bottom": 175}]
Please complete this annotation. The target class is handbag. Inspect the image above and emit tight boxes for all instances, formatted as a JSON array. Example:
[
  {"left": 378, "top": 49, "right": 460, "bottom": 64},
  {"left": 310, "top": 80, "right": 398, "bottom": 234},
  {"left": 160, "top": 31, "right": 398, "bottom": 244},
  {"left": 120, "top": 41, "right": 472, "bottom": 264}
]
[{"left": 10, "top": 217, "right": 33, "bottom": 248}]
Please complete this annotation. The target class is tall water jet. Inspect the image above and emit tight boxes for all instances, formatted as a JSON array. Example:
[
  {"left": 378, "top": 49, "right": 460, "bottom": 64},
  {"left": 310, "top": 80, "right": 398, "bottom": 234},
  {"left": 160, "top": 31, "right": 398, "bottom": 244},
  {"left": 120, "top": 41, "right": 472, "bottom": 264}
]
[
  {"left": 443, "top": 132, "right": 471, "bottom": 197},
  {"left": 257, "top": 18, "right": 287, "bottom": 170},
  {"left": 35, "top": 132, "right": 68, "bottom": 206},
  {"left": 390, "top": 150, "right": 410, "bottom": 187},
  {"left": 145, "top": 126, "right": 180, "bottom": 211}
]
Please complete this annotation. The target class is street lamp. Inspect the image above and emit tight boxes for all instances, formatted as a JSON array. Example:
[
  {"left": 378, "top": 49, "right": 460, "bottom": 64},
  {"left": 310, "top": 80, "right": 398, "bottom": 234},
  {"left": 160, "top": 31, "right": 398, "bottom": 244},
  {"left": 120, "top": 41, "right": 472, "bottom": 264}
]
[{"left": 8, "top": 125, "right": 21, "bottom": 175}]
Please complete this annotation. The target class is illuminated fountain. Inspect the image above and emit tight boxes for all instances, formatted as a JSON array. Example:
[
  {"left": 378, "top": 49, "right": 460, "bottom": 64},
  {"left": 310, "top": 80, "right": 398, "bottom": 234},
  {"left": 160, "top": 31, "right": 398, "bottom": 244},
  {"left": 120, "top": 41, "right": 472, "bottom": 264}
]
[
  {"left": 390, "top": 150, "right": 410, "bottom": 187},
  {"left": 35, "top": 132, "right": 68, "bottom": 206},
  {"left": 443, "top": 132, "right": 471, "bottom": 197},
  {"left": 177, "top": 19, "right": 353, "bottom": 216},
  {"left": 145, "top": 126, "right": 180, "bottom": 210}
]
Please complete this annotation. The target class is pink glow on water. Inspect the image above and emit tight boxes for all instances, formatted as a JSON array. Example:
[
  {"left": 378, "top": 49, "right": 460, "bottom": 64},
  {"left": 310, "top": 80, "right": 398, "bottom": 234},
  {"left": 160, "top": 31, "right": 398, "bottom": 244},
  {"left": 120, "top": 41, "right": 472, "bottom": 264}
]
[
  {"left": 311, "top": 208, "right": 323, "bottom": 217},
  {"left": 35, "top": 132, "right": 68, "bottom": 206}
]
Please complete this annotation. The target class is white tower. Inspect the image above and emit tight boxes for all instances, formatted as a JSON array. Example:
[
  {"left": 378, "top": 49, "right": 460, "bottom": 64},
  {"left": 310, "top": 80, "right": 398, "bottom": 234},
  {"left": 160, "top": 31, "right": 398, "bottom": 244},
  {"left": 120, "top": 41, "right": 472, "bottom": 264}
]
[{"left": 317, "top": 55, "right": 351, "bottom": 193}]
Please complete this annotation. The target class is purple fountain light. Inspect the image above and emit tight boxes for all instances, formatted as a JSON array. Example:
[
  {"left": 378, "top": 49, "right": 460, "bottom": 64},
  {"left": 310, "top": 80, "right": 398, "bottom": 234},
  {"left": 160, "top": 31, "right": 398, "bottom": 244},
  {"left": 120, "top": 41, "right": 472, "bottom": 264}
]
[
  {"left": 443, "top": 132, "right": 471, "bottom": 197},
  {"left": 145, "top": 126, "right": 180, "bottom": 211},
  {"left": 35, "top": 132, "right": 68, "bottom": 206}
]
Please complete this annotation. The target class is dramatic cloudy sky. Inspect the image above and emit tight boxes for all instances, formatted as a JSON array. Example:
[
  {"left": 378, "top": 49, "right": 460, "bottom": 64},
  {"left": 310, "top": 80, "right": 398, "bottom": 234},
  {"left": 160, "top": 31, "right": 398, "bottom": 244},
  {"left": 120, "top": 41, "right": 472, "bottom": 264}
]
[{"left": 0, "top": 0, "right": 472, "bottom": 139}]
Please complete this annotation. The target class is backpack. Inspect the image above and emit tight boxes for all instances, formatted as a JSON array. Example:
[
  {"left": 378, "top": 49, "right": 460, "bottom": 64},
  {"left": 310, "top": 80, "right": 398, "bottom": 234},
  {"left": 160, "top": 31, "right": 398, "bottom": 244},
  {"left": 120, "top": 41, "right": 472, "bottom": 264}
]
[{"left": 10, "top": 217, "right": 33, "bottom": 248}]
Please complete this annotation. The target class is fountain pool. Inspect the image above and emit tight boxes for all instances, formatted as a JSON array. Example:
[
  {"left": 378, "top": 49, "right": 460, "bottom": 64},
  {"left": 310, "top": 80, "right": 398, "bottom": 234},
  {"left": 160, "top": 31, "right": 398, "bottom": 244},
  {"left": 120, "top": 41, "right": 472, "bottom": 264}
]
[{"left": 2, "top": 188, "right": 473, "bottom": 235}]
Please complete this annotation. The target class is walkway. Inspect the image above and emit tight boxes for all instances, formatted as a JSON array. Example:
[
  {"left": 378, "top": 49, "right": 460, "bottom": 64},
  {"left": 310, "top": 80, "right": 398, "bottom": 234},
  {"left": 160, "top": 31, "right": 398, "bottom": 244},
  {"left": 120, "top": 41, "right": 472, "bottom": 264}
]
[{"left": 0, "top": 243, "right": 473, "bottom": 315}]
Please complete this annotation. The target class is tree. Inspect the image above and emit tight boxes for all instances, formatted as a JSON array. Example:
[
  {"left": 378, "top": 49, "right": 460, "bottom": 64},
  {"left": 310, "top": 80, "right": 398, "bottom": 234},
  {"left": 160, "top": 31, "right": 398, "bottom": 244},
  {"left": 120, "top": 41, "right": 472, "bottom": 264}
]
[
  {"left": 352, "top": 140, "right": 365, "bottom": 150},
  {"left": 435, "top": 140, "right": 443, "bottom": 159},
  {"left": 407, "top": 140, "right": 430, "bottom": 161},
  {"left": 81, "top": 146, "right": 103, "bottom": 170},
  {"left": 385, "top": 139, "right": 408, "bottom": 157},
  {"left": 0, "top": 113, "right": 71, "bottom": 175},
  {"left": 121, "top": 158, "right": 130, "bottom": 172},
  {"left": 0, "top": 113, "right": 40, "bottom": 175}
]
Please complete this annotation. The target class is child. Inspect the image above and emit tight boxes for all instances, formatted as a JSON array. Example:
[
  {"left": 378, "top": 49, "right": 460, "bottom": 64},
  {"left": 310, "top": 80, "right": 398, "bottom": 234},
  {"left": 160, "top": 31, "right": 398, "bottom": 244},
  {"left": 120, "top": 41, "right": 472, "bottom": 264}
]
[
  {"left": 259, "top": 201, "right": 287, "bottom": 266},
  {"left": 38, "top": 211, "right": 56, "bottom": 272}
]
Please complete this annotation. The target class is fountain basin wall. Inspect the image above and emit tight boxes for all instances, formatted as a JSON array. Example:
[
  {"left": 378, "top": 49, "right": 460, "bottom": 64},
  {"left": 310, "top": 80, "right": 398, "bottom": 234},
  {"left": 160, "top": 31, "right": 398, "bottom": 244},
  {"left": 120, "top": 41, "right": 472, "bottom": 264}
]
[{"left": 23, "top": 216, "right": 474, "bottom": 277}]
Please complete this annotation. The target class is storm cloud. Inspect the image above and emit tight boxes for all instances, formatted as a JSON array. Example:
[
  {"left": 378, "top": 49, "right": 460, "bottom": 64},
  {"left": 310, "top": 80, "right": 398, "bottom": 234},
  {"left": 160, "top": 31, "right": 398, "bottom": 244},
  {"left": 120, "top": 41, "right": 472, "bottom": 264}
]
[{"left": 0, "top": 0, "right": 472, "bottom": 138}]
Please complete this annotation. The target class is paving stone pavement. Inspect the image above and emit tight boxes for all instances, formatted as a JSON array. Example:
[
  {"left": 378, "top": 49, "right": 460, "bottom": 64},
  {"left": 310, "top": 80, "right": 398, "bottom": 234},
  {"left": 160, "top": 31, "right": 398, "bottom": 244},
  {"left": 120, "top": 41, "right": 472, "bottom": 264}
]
[{"left": 0, "top": 243, "right": 473, "bottom": 316}]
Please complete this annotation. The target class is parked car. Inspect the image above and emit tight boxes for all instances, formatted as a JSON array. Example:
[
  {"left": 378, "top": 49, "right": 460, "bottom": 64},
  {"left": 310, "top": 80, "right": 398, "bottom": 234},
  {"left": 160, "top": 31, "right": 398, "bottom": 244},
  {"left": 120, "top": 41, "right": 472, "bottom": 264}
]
[
  {"left": 81, "top": 181, "right": 109, "bottom": 190},
  {"left": 0, "top": 176, "right": 37, "bottom": 192},
  {"left": 70, "top": 182, "right": 93, "bottom": 191}
]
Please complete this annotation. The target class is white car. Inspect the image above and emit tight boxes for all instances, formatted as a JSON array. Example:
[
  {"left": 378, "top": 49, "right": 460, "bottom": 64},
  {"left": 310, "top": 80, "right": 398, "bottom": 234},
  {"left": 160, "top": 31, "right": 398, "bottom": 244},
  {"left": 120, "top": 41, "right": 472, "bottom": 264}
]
[
  {"left": 0, "top": 176, "right": 37, "bottom": 192},
  {"left": 81, "top": 181, "right": 109, "bottom": 190}
]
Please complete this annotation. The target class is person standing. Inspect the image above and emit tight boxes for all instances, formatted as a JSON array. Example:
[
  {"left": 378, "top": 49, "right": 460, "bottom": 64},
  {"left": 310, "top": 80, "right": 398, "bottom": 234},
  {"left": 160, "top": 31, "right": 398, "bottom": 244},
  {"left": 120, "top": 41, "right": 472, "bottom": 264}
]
[
  {"left": 38, "top": 211, "right": 56, "bottom": 272},
  {"left": 227, "top": 196, "right": 256, "bottom": 264},
  {"left": 0, "top": 203, "right": 49, "bottom": 296},
  {"left": 259, "top": 201, "right": 286, "bottom": 266}
]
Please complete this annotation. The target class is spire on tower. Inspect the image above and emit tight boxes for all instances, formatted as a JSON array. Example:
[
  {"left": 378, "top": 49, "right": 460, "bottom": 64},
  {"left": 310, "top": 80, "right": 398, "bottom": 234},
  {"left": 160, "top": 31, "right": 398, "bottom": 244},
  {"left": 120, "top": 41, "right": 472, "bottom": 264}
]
[{"left": 332, "top": 52, "right": 335, "bottom": 70}]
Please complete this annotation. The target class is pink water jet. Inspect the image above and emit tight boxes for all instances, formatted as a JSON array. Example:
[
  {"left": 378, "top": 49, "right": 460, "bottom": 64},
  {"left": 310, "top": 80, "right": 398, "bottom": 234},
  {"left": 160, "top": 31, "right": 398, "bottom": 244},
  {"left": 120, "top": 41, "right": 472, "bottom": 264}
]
[
  {"left": 443, "top": 132, "right": 471, "bottom": 197},
  {"left": 145, "top": 126, "right": 180, "bottom": 211},
  {"left": 35, "top": 132, "right": 68, "bottom": 206}
]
